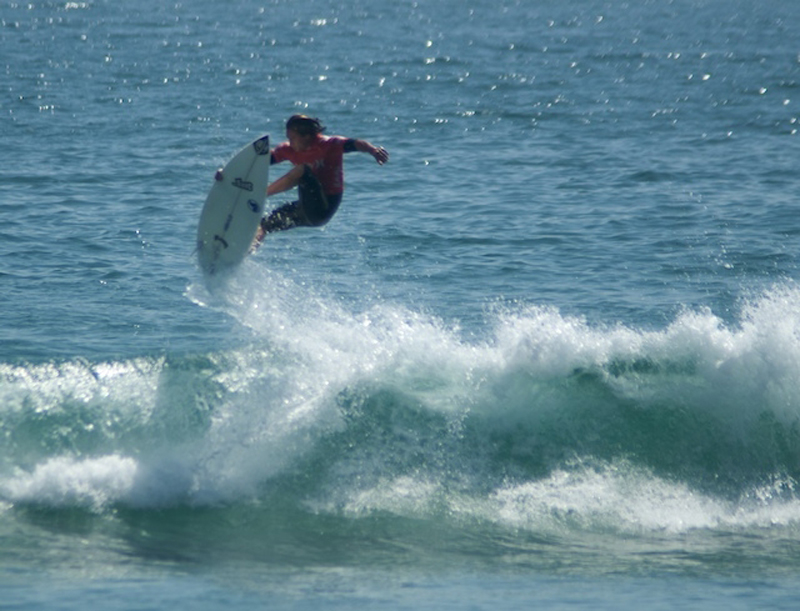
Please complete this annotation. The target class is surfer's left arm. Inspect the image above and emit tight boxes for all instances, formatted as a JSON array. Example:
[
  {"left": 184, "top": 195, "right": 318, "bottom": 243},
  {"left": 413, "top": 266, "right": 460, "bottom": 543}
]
[{"left": 345, "top": 139, "right": 389, "bottom": 165}]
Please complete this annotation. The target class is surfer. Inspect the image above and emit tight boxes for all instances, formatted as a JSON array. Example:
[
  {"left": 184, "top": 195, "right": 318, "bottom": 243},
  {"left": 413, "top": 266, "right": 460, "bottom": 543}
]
[{"left": 216, "top": 115, "right": 388, "bottom": 247}]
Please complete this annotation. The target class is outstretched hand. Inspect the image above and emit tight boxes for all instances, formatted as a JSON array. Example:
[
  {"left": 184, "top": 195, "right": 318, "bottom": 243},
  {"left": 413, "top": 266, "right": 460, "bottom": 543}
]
[{"left": 371, "top": 146, "right": 389, "bottom": 165}]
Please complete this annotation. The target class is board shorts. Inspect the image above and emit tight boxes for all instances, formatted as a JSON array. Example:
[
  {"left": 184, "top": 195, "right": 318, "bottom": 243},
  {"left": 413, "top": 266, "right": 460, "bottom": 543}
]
[{"left": 260, "top": 165, "right": 342, "bottom": 234}]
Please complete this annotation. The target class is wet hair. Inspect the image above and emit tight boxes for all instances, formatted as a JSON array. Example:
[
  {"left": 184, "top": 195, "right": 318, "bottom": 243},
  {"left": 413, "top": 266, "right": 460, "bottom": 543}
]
[{"left": 286, "top": 114, "right": 325, "bottom": 137}]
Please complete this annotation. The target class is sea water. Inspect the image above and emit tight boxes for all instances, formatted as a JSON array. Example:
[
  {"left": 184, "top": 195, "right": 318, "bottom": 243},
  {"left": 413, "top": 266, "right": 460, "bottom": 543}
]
[{"left": 2, "top": 0, "right": 800, "bottom": 608}]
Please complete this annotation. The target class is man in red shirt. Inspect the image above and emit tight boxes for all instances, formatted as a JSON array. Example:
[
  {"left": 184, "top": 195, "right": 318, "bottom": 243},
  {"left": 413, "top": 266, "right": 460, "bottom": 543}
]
[{"left": 250, "top": 115, "right": 389, "bottom": 246}]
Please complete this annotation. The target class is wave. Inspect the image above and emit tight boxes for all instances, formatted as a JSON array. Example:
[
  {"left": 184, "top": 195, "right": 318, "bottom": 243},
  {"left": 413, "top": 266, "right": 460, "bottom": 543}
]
[{"left": 3, "top": 267, "right": 800, "bottom": 534}]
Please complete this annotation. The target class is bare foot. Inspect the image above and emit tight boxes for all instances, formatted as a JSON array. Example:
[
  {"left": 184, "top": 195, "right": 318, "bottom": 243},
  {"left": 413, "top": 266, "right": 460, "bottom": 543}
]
[{"left": 250, "top": 226, "right": 266, "bottom": 253}]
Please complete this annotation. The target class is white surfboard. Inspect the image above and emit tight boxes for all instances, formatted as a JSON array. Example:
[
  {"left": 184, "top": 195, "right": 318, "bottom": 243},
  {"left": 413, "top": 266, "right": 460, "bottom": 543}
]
[{"left": 196, "top": 134, "right": 270, "bottom": 275}]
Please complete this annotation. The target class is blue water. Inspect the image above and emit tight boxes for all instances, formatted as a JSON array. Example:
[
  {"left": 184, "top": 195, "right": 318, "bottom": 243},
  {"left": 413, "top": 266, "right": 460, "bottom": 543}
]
[{"left": 3, "top": 0, "right": 800, "bottom": 608}]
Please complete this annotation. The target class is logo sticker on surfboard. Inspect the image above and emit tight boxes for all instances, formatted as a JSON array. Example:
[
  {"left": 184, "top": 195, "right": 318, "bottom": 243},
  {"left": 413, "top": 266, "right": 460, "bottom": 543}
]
[
  {"left": 252, "top": 136, "right": 270, "bottom": 155},
  {"left": 232, "top": 177, "right": 254, "bottom": 191}
]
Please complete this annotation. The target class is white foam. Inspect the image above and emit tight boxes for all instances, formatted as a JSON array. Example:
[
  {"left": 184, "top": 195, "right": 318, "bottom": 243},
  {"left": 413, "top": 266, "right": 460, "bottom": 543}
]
[
  {"left": 2, "top": 455, "right": 138, "bottom": 510},
  {"left": 314, "top": 475, "right": 441, "bottom": 518},
  {"left": 487, "top": 462, "right": 800, "bottom": 534},
  {"left": 314, "top": 461, "right": 800, "bottom": 535}
]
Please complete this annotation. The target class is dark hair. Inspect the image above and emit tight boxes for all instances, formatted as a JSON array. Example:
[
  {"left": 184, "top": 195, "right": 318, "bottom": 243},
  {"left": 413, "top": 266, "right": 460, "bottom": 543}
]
[{"left": 286, "top": 114, "right": 325, "bottom": 136}]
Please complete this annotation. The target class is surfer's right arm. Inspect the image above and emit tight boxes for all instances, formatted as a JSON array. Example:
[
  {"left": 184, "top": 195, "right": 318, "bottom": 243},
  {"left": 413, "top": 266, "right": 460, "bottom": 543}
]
[{"left": 344, "top": 139, "right": 389, "bottom": 165}]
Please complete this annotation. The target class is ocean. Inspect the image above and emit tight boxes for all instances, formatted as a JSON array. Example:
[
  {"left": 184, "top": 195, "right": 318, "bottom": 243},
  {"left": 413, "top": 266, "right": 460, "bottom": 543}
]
[{"left": 2, "top": 0, "right": 800, "bottom": 608}]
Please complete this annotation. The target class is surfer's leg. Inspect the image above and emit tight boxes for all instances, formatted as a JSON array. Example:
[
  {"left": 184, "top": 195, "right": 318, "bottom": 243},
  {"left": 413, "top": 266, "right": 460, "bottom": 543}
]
[
  {"left": 253, "top": 166, "right": 315, "bottom": 248},
  {"left": 260, "top": 201, "right": 308, "bottom": 233},
  {"left": 252, "top": 167, "right": 341, "bottom": 250},
  {"left": 261, "top": 167, "right": 327, "bottom": 232},
  {"left": 250, "top": 201, "right": 305, "bottom": 251}
]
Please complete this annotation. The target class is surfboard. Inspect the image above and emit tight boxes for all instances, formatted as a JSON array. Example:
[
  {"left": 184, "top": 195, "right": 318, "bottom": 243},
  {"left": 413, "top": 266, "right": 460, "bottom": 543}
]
[{"left": 196, "top": 134, "right": 270, "bottom": 275}]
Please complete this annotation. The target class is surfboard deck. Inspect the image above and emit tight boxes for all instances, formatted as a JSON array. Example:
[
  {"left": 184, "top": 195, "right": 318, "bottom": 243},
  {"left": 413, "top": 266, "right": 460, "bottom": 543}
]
[{"left": 196, "top": 134, "right": 270, "bottom": 275}]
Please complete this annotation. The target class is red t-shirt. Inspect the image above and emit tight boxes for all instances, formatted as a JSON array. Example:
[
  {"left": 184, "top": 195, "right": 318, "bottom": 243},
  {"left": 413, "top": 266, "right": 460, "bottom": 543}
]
[{"left": 271, "top": 135, "right": 348, "bottom": 195}]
